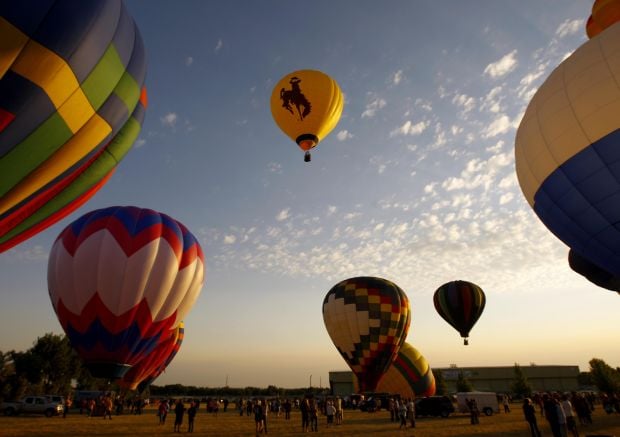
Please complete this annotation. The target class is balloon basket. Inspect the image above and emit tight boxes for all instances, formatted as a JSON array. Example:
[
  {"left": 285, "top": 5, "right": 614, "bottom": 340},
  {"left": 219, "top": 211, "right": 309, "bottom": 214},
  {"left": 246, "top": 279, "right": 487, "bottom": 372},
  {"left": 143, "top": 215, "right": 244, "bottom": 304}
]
[
  {"left": 464, "top": 338, "right": 469, "bottom": 346},
  {"left": 304, "top": 151, "right": 311, "bottom": 162}
]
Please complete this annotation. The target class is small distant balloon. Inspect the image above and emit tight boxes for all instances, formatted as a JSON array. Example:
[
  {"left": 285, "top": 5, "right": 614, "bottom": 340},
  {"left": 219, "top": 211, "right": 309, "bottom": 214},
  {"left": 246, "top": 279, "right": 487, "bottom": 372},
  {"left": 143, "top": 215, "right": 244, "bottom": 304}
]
[
  {"left": 322, "top": 276, "right": 410, "bottom": 393},
  {"left": 270, "top": 69, "right": 343, "bottom": 162},
  {"left": 433, "top": 280, "right": 486, "bottom": 345}
]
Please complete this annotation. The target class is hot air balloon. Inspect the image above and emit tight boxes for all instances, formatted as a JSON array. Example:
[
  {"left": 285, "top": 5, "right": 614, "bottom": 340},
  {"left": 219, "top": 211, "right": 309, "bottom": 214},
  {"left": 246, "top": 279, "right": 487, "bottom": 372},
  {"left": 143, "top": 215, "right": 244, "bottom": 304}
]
[
  {"left": 433, "top": 280, "right": 485, "bottom": 345},
  {"left": 568, "top": 249, "right": 620, "bottom": 293},
  {"left": 374, "top": 342, "right": 436, "bottom": 399},
  {"left": 322, "top": 276, "right": 410, "bottom": 393},
  {"left": 592, "top": 0, "right": 620, "bottom": 31},
  {"left": 119, "top": 323, "right": 184, "bottom": 391},
  {"left": 0, "top": 0, "right": 147, "bottom": 253},
  {"left": 136, "top": 321, "right": 185, "bottom": 392},
  {"left": 515, "top": 11, "right": 620, "bottom": 281},
  {"left": 270, "top": 69, "right": 343, "bottom": 162},
  {"left": 47, "top": 206, "right": 204, "bottom": 379}
]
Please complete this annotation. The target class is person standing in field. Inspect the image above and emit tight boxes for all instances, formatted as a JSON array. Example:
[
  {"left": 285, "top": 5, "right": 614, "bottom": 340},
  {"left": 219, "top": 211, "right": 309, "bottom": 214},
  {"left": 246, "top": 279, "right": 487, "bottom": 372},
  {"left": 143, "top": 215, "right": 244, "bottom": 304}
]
[
  {"left": 326, "top": 400, "right": 335, "bottom": 427},
  {"left": 503, "top": 394, "right": 511, "bottom": 413},
  {"left": 300, "top": 397, "right": 310, "bottom": 432},
  {"left": 407, "top": 398, "right": 416, "bottom": 428},
  {"left": 543, "top": 394, "right": 562, "bottom": 437},
  {"left": 261, "top": 399, "right": 269, "bottom": 434},
  {"left": 173, "top": 399, "right": 185, "bottom": 433},
  {"left": 335, "top": 396, "right": 343, "bottom": 425},
  {"left": 561, "top": 394, "right": 579, "bottom": 437},
  {"left": 254, "top": 399, "right": 264, "bottom": 435},
  {"left": 102, "top": 394, "right": 113, "bottom": 420},
  {"left": 523, "top": 398, "right": 542, "bottom": 437},
  {"left": 284, "top": 398, "right": 292, "bottom": 420},
  {"left": 309, "top": 397, "right": 319, "bottom": 432},
  {"left": 63, "top": 396, "right": 72, "bottom": 418},
  {"left": 187, "top": 401, "right": 197, "bottom": 433},
  {"left": 467, "top": 398, "right": 480, "bottom": 424},
  {"left": 158, "top": 399, "right": 169, "bottom": 425},
  {"left": 398, "top": 400, "right": 407, "bottom": 429}
]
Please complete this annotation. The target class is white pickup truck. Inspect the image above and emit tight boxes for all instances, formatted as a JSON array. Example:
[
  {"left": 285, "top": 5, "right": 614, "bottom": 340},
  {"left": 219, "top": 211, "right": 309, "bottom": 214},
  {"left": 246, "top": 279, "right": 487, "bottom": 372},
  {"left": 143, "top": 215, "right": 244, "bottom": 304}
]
[{"left": 2, "top": 395, "right": 64, "bottom": 417}]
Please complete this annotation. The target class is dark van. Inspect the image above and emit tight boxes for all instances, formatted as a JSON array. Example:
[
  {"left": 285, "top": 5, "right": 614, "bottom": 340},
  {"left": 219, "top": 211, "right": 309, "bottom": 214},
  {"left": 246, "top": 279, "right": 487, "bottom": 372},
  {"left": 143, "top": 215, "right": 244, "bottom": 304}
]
[{"left": 415, "top": 396, "right": 455, "bottom": 418}]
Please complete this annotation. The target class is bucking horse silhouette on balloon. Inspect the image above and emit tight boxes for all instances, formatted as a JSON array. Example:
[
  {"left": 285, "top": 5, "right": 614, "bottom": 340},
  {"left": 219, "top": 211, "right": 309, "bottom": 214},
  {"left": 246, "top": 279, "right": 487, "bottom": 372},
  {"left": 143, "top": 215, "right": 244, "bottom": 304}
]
[{"left": 280, "top": 77, "right": 311, "bottom": 121}]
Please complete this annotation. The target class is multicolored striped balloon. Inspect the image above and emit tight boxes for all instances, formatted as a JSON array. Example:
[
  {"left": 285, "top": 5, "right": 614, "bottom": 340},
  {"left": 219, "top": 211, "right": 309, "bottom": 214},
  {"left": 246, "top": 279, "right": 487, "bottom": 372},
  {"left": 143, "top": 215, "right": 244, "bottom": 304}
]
[
  {"left": 433, "top": 280, "right": 485, "bottom": 345},
  {"left": 375, "top": 342, "right": 435, "bottom": 399},
  {"left": 0, "top": 0, "right": 147, "bottom": 252},
  {"left": 323, "top": 276, "right": 411, "bottom": 393},
  {"left": 119, "top": 322, "right": 184, "bottom": 391},
  {"left": 137, "top": 321, "right": 185, "bottom": 392},
  {"left": 515, "top": 12, "right": 620, "bottom": 283},
  {"left": 48, "top": 206, "right": 204, "bottom": 379}
]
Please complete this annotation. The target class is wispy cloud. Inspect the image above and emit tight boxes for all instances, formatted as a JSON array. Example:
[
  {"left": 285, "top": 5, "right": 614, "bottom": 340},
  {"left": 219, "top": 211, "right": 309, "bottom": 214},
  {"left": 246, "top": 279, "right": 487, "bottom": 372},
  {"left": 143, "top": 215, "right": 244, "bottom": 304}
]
[
  {"left": 160, "top": 112, "right": 178, "bottom": 128},
  {"left": 276, "top": 208, "right": 290, "bottom": 221},
  {"left": 482, "top": 114, "right": 514, "bottom": 138},
  {"left": 361, "top": 97, "right": 387, "bottom": 118},
  {"left": 392, "top": 69, "right": 404, "bottom": 85},
  {"left": 390, "top": 120, "right": 429, "bottom": 137},
  {"left": 337, "top": 130, "right": 353, "bottom": 141},
  {"left": 484, "top": 50, "right": 518, "bottom": 78},
  {"left": 556, "top": 19, "right": 583, "bottom": 38}
]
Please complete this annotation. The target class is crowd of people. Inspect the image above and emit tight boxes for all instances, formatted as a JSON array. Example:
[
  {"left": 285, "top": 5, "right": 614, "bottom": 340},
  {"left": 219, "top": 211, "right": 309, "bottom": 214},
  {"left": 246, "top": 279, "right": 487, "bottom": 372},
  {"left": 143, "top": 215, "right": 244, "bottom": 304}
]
[
  {"left": 522, "top": 391, "right": 603, "bottom": 437},
  {"left": 52, "top": 389, "right": 620, "bottom": 435}
]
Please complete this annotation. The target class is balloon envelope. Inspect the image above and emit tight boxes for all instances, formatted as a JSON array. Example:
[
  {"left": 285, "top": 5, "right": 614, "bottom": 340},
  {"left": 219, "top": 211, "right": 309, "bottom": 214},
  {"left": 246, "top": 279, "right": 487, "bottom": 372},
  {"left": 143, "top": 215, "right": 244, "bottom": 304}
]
[
  {"left": 592, "top": 0, "right": 620, "bottom": 31},
  {"left": 0, "top": 0, "right": 147, "bottom": 252},
  {"left": 137, "top": 321, "right": 185, "bottom": 392},
  {"left": 322, "top": 276, "right": 411, "bottom": 393},
  {"left": 375, "top": 343, "right": 436, "bottom": 399},
  {"left": 568, "top": 249, "right": 620, "bottom": 293},
  {"left": 433, "top": 280, "right": 485, "bottom": 345},
  {"left": 515, "top": 23, "right": 620, "bottom": 279},
  {"left": 47, "top": 206, "right": 204, "bottom": 378},
  {"left": 118, "top": 322, "right": 184, "bottom": 391},
  {"left": 270, "top": 69, "right": 343, "bottom": 161}
]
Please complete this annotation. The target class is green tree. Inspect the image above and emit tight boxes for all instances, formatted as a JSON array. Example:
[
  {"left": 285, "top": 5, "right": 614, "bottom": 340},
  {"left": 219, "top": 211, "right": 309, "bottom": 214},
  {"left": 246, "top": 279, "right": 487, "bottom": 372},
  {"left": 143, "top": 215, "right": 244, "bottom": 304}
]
[
  {"left": 510, "top": 364, "right": 532, "bottom": 398},
  {"left": 589, "top": 358, "right": 620, "bottom": 394},
  {"left": 433, "top": 369, "right": 448, "bottom": 395},
  {"left": 30, "top": 333, "right": 82, "bottom": 395},
  {"left": 456, "top": 371, "right": 474, "bottom": 392}
]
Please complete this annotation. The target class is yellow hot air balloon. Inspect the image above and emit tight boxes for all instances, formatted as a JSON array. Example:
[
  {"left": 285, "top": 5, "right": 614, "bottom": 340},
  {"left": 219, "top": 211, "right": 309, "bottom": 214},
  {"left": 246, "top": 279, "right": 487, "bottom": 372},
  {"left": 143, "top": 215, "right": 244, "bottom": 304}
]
[{"left": 270, "top": 69, "right": 343, "bottom": 162}]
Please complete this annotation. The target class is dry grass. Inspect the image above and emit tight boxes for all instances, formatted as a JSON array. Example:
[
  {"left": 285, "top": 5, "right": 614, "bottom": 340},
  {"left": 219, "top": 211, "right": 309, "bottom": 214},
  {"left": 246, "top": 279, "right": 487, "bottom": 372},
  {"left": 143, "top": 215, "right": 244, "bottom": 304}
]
[{"left": 2, "top": 403, "right": 620, "bottom": 436}]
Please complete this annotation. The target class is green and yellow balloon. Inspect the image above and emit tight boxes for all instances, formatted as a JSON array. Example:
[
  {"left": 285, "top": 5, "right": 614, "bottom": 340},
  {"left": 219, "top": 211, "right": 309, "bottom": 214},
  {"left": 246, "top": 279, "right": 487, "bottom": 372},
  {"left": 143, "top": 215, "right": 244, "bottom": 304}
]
[{"left": 0, "top": 0, "right": 147, "bottom": 252}]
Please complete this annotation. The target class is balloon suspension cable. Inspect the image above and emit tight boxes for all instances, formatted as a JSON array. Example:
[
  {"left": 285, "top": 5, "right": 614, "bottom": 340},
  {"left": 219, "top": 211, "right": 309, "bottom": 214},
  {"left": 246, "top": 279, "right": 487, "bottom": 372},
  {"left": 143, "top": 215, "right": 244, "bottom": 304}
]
[{"left": 304, "top": 151, "right": 311, "bottom": 162}]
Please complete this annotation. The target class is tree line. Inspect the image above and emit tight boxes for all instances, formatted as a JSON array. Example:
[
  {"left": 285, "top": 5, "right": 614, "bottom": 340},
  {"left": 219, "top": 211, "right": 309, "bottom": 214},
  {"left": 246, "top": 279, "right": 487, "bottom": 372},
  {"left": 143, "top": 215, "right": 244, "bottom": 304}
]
[{"left": 2, "top": 333, "right": 620, "bottom": 401}]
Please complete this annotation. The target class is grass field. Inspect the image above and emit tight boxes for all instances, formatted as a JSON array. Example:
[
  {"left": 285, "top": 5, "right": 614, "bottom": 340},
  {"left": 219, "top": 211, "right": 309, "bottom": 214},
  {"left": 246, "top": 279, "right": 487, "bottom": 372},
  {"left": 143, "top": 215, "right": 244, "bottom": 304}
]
[{"left": 3, "top": 403, "right": 620, "bottom": 436}]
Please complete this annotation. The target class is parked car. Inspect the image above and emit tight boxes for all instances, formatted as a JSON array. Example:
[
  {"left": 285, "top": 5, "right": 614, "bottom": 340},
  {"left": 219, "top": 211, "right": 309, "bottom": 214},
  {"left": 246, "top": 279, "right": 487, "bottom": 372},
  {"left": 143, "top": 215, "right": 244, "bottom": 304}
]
[
  {"left": 415, "top": 396, "right": 455, "bottom": 418},
  {"left": 2, "top": 395, "right": 64, "bottom": 417}
]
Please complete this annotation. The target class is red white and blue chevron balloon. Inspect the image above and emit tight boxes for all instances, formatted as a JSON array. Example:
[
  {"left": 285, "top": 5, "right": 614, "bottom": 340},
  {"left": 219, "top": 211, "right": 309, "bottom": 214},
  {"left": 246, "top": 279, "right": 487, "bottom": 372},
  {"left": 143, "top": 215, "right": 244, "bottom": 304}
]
[{"left": 47, "top": 206, "right": 204, "bottom": 379}]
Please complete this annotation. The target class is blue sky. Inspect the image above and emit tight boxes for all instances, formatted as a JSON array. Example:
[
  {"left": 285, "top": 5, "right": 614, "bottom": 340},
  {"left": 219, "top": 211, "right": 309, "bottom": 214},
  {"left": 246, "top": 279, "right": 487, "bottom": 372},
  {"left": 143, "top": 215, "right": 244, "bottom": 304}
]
[{"left": 2, "top": 0, "right": 618, "bottom": 388}]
